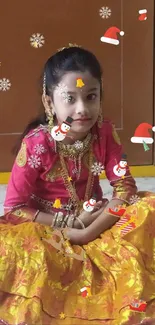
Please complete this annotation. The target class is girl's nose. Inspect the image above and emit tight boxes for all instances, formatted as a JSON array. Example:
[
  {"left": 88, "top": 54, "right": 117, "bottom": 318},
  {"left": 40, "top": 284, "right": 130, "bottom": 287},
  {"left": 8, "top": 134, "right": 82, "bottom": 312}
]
[{"left": 75, "top": 101, "right": 89, "bottom": 116}]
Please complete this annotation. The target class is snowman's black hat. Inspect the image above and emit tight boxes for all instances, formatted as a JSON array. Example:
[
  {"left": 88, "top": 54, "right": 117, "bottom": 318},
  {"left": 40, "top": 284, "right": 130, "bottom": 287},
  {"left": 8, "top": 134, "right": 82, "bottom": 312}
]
[
  {"left": 64, "top": 116, "right": 74, "bottom": 126},
  {"left": 121, "top": 153, "right": 127, "bottom": 161},
  {"left": 92, "top": 193, "right": 97, "bottom": 199}
]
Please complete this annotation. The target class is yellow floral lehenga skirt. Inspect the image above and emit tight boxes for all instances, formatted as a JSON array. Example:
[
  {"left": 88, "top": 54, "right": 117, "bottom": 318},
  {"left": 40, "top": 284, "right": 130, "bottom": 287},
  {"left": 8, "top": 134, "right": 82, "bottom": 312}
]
[{"left": 0, "top": 192, "right": 155, "bottom": 325}]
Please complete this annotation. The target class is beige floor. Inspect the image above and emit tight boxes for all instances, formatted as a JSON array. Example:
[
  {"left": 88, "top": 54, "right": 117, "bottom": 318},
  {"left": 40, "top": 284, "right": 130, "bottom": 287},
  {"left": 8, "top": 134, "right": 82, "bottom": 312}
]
[{"left": 0, "top": 177, "right": 155, "bottom": 216}]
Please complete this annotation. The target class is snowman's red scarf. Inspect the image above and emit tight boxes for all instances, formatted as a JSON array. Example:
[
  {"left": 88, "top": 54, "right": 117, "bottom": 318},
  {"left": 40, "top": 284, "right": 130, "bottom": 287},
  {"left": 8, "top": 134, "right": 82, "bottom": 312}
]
[
  {"left": 87, "top": 200, "right": 96, "bottom": 207},
  {"left": 116, "top": 162, "right": 127, "bottom": 171},
  {"left": 55, "top": 125, "right": 70, "bottom": 135}
]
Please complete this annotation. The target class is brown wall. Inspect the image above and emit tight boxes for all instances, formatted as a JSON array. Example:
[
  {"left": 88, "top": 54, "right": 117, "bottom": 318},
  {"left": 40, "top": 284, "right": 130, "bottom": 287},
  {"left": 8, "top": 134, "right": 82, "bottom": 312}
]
[{"left": 0, "top": 0, "right": 154, "bottom": 171}]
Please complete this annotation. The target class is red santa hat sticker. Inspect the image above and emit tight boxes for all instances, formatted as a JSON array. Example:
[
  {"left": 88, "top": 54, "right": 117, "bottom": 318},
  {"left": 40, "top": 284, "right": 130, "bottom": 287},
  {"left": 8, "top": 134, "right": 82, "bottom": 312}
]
[
  {"left": 80, "top": 286, "right": 91, "bottom": 298},
  {"left": 139, "top": 9, "right": 147, "bottom": 21},
  {"left": 131, "top": 123, "right": 155, "bottom": 151},
  {"left": 100, "top": 26, "right": 124, "bottom": 45},
  {"left": 51, "top": 116, "right": 73, "bottom": 141}
]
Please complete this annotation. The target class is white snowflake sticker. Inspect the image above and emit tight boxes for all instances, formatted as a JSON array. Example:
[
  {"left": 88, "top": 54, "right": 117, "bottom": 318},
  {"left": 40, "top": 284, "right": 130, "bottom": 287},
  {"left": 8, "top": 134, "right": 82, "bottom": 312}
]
[
  {"left": 73, "top": 140, "right": 84, "bottom": 150},
  {"left": 91, "top": 162, "right": 105, "bottom": 176},
  {"left": 55, "top": 83, "right": 71, "bottom": 103},
  {"left": 28, "top": 155, "right": 41, "bottom": 168},
  {"left": 30, "top": 33, "right": 45, "bottom": 48},
  {"left": 34, "top": 144, "right": 46, "bottom": 155},
  {"left": 99, "top": 6, "right": 112, "bottom": 19},
  {"left": 72, "top": 168, "right": 79, "bottom": 175},
  {"left": 0, "top": 78, "right": 11, "bottom": 91},
  {"left": 129, "top": 195, "right": 140, "bottom": 205}
]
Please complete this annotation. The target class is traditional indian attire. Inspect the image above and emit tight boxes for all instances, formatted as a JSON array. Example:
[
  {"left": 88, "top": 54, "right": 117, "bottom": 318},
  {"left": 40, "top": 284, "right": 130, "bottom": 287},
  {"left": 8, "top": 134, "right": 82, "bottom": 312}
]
[{"left": 0, "top": 119, "right": 155, "bottom": 325}]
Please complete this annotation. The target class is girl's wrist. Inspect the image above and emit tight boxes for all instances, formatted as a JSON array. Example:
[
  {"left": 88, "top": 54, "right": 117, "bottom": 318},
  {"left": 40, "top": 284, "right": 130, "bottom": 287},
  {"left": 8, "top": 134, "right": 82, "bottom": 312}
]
[
  {"left": 111, "top": 197, "right": 129, "bottom": 206},
  {"left": 35, "top": 211, "right": 55, "bottom": 225}
]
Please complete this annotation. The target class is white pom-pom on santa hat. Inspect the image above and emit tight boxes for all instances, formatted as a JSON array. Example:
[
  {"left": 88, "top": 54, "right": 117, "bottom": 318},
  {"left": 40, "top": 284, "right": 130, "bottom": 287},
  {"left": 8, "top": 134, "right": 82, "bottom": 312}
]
[
  {"left": 100, "top": 26, "right": 124, "bottom": 45},
  {"left": 152, "top": 126, "right": 155, "bottom": 132}
]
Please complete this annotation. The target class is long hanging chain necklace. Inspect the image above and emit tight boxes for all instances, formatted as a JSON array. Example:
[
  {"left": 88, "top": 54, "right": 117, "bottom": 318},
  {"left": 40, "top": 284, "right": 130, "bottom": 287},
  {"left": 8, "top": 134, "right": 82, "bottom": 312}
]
[{"left": 58, "top": 137, "right": 95, "bottom": 214}]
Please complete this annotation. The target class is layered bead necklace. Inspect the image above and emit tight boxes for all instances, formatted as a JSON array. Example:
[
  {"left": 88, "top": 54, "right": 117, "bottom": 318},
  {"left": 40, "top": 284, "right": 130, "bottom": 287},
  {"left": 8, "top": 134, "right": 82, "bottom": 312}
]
[{"left": 57, "top": 133, "right": 95, "bottom": 214}]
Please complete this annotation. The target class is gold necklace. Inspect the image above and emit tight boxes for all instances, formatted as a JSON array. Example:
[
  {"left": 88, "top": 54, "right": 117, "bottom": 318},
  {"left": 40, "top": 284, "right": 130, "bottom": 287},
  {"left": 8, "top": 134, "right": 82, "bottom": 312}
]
[
  {"left": 59, "top": 137, "right": 95, "bottom": 215},
  {"left": 57, "top": 132, "right": 92, "bottom": 158}
]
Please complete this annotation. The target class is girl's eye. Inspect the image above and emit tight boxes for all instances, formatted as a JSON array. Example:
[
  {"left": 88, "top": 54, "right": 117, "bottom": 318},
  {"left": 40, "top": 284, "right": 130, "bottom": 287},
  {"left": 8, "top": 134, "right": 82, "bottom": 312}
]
[
  {"left": 67, "top": 95, "right": 74, "bottom": 102},
  {"left": 62, "top": 93, "right": 74, "bottom": 103},
  {"left": 87, "top": 93, "right": 97, "bottom": 100}
]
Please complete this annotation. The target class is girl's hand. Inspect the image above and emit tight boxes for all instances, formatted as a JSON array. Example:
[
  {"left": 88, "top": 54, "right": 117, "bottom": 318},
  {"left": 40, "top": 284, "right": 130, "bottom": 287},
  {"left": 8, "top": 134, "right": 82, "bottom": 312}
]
[
  {"left": 64, "top": 227, "right": 87, "bottom": 245},
  {"left": 74, "top": 199, "right": 109, "bottom": 228}
]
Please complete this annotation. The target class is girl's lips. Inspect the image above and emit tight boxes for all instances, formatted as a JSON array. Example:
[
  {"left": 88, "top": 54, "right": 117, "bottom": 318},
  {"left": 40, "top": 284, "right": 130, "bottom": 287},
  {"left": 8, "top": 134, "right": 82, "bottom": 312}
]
[{"left": 74, "top": 119, "right": 92, "bottom": 122}]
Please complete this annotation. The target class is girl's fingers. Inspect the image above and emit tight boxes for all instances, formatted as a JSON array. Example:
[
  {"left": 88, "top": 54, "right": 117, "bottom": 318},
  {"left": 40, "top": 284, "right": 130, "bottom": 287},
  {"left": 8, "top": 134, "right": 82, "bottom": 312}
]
[
  {"left": 93, "top": 201, "right": 103, "bottom": 211},
  {"left": 91, "top": 206, "right": 105, "bottom": 218}
]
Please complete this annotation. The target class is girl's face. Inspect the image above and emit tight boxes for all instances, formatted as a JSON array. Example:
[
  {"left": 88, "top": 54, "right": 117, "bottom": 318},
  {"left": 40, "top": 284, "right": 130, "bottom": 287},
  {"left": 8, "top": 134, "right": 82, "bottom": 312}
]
[{"left": 50, "top": 71, "right": 101, "bottom": 136}]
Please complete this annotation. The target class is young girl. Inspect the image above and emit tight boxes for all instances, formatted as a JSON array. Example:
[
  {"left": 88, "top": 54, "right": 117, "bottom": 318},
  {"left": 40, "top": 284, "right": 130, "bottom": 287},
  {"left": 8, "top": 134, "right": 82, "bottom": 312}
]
[{"left": 0, "top": 45, "right": 155, "bottom": 325}]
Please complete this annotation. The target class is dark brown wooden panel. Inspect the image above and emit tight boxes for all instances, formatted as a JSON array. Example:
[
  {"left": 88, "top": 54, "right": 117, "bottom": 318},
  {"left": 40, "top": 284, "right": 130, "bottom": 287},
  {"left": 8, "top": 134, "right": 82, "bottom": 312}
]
[{"left": 0, "top": 0, "right": 154, "bottom": 170}]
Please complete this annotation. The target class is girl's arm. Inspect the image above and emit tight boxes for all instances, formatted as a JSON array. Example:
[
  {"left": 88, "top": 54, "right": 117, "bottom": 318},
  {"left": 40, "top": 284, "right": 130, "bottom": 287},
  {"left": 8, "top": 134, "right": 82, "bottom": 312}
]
[
  {"left": 79, "top": 198, "right": 126, "bottom": 244},
  {"left": 63, "top": 199, "right": 122, "bottom": 245},
  {"left": 69, "top": 122, "right": 138, "bottom": 246},
  {"left": 104, "top": 122, "right": 137, "bottom": 203},
  {"left": 3, "top": 136, "right": 44, "bottom": 223}
]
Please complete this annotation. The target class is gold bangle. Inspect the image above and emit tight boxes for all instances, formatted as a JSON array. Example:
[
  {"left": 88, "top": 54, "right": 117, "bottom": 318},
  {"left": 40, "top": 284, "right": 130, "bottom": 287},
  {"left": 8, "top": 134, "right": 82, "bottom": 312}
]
[
  {"left": 68, "top": 215, "right": 76, "bottom": 228},
  {"left": 51, "top": 212, "right": 58, "bottom": 227},
  {"left": 62, "top": 214, "right": 69, "bottom": 228},
  {"left": 56, "top": 212, "right": 64, "bottom": 227},
  {"left": 75, "top": 217, "right": 85, "bottom": 229},
  {"left": 33, "top": 210, "right": 40, "bottom": 222}
]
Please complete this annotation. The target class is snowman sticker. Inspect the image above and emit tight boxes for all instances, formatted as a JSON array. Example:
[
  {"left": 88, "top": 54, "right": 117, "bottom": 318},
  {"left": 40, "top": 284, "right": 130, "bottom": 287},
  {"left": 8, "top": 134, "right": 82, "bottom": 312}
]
[
  {"left": 83, "top": 195, "right": 97, "bottom": 212},
  {"left": 51, "top": 116, "right": 73, "bottom": 141},
  {"left": 113, "top": 154, "right": 127, "bottom": 178}
]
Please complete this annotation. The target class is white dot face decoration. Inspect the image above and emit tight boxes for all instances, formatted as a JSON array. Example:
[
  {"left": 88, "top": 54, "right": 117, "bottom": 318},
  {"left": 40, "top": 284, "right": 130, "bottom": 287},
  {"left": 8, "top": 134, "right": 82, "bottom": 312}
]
[
  {"left": 30, "top": 33, "right": 45, "bottom": 48},
  {"left": 139, "top": 9, "right": 147, "bottom": 21},
  {"left": 99, "top": 6, "right": 112, "bottom": 19},
  {"left": 113, "top": 155, "right": 127, "bottom": 178},
  {"left": 83, "top": 196, "right": 97, "bottom": 212},
  {"left": 100, "top": 26, "right": 124, "bottom": 45},
  {"left": 51, "top": 116, "right": 74, "bottom": 141},
  {"left": 0, "top": 78, "right": 11, "bottom": 91}
]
